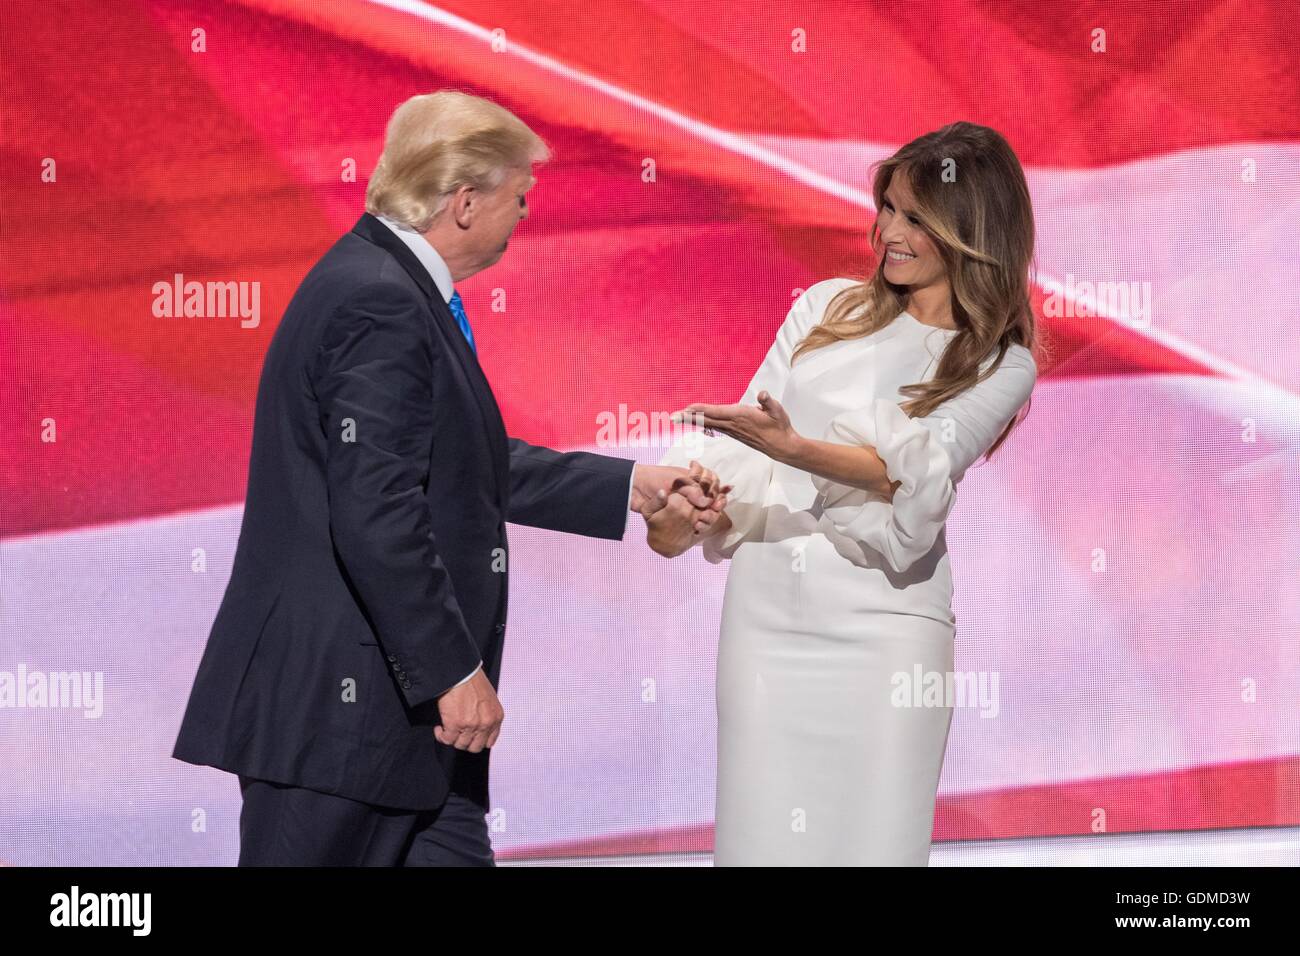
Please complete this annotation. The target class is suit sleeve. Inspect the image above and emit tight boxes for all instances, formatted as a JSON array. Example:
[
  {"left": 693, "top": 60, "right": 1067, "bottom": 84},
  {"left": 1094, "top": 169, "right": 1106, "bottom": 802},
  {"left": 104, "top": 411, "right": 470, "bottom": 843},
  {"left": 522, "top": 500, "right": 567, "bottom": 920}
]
[
  {"left": 659, "top": 279, "right": 845, "bottom": 563},
  {"left": 808, "top": 346, "right": 1038, "bottom": 573},
  {"left": 506, "top": 437, "right": 635, "bottom": 540},
  {"left": 313, "top": 281, "right": 483, "bottom": 708}
]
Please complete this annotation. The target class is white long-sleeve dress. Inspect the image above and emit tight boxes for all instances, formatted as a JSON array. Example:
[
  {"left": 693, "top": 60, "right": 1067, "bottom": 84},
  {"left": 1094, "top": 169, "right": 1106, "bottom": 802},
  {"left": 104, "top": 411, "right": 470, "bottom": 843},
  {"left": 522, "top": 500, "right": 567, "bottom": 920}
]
[{"left": 660, "top": 278, "right": 1037, "bottom": 866}]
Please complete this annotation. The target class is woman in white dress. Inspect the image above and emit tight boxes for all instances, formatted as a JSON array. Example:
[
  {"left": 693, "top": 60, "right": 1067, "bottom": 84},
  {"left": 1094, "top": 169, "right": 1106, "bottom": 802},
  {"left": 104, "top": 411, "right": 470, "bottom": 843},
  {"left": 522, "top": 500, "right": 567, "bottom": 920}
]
[{"left": 644, "top": 123, "right": 1040, "bottom": 865}]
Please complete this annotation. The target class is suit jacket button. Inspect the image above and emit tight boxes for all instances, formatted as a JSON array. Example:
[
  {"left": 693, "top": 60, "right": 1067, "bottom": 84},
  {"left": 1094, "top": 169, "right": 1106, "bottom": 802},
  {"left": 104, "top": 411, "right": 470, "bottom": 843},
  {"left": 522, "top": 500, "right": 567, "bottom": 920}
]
[
  {"left": 495, "top": 623, "right": 506, "bottom": 634},
  {"left": 401, "top": 679, "right": 412, "bottom": 689},
  {"left": 387, "top": 655, "right": 398, "bottom": 662}
]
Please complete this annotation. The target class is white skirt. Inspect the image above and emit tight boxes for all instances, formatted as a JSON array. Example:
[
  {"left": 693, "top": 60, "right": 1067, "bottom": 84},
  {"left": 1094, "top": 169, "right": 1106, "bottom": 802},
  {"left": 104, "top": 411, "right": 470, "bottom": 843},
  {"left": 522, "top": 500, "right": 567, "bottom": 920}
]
[{"left": 712, "top": 534, "right": 956, "bottom": 866}]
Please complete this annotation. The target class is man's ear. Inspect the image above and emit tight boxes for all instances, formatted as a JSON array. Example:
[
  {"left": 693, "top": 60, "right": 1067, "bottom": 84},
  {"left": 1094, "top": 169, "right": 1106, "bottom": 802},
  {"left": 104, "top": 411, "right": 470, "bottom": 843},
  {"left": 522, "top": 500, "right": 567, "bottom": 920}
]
[{"left": 451, "top": 184, "right": 476, "bottom": 229}]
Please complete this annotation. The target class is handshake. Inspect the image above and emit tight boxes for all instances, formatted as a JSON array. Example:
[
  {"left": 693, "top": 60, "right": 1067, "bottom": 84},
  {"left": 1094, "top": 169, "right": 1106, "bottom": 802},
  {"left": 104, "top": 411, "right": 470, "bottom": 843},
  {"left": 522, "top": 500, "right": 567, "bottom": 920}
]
[{"left": 630, "top": 460, "right": 733, "bottom": 559}]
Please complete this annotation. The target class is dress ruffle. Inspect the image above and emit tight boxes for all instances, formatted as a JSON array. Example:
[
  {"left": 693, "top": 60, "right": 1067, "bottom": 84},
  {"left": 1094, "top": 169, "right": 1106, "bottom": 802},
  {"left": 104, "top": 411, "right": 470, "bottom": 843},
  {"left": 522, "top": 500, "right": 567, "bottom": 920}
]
[{"left": 810, "top": 399, "right": 956, "bottom": 574}]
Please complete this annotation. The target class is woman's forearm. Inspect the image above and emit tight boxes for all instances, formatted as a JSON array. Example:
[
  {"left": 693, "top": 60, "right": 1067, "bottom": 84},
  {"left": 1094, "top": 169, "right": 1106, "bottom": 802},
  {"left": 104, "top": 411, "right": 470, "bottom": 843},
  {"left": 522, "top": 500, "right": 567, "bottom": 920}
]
[{"left": 778, "top": 435, "right": 898, "bottom": 501}]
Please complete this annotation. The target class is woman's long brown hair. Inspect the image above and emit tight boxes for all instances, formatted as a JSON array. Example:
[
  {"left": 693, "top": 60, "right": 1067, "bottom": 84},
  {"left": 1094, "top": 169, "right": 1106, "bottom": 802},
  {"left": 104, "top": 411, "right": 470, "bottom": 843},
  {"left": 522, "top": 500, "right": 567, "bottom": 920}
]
[{"left": 792, "top": 121, "right": 1043, "bottom": 462}]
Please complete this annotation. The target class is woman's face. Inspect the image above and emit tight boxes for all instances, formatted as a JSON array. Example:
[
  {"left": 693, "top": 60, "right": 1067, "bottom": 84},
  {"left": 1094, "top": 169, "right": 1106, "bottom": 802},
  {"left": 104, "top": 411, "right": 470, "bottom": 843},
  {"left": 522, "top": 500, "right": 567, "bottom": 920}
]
[{"left": 877, "top": 172, "right": 945, "bottom": 291}]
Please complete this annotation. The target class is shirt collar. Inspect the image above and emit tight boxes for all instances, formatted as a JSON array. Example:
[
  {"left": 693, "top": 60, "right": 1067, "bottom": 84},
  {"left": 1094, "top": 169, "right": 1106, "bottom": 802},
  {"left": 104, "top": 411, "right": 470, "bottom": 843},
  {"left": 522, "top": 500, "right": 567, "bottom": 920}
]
[{"left": 374, "top": 214, "right": 455, "bottom": 304}]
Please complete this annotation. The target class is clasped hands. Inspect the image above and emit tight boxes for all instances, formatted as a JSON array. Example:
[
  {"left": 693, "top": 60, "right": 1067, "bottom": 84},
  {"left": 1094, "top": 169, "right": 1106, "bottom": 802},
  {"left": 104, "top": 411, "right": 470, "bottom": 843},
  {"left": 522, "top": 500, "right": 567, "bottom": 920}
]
[
  {"left": 631, "top": 391, "right": 801, "bottom": 558},
  {"left": 631, "top": 460, "right": 730, "bottom": 558}
]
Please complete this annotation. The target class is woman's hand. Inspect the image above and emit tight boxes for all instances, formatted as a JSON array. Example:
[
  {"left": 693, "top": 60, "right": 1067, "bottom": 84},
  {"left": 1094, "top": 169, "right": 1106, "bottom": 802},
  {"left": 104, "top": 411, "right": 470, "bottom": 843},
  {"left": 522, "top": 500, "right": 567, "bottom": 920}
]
[{"left": 670, "top": 391, "right": 803, "bottom": 465}]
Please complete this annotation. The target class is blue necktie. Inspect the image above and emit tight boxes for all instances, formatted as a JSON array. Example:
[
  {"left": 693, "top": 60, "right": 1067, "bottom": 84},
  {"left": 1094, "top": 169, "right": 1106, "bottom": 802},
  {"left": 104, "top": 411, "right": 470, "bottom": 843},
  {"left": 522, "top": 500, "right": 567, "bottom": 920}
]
[{"left": 448, "top": 290, "right": 477, "bottom": 354}]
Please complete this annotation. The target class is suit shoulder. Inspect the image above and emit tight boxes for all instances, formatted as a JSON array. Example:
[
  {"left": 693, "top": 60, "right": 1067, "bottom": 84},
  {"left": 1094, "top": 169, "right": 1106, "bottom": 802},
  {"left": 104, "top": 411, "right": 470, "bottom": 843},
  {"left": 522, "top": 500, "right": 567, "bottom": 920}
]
[{"left": 306, "top": 234, "right": 422, "bottom": 302}]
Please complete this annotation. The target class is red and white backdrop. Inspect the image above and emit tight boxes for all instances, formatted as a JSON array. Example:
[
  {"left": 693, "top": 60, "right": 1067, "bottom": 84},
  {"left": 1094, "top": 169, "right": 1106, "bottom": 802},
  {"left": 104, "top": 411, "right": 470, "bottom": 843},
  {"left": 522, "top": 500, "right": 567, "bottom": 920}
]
[{"left": 2, "top": 0, "right": 1298, "bottom": 864}]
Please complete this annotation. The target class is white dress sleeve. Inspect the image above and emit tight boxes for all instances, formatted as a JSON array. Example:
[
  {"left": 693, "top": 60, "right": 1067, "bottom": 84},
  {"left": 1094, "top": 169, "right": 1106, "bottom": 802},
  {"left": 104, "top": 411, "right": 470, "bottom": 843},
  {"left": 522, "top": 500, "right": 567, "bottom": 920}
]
[
  {"left": 659, "top": 279, "right": 853, "bottom": 563},
  {"left": 809, "top": 345, "right": 1038, "bottom": 574}
]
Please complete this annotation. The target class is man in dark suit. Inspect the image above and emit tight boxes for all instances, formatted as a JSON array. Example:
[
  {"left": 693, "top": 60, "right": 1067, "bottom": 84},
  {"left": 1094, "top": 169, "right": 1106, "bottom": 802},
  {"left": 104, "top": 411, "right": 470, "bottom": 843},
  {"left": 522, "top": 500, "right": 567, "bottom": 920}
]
[{"left": 172, "top": 91, "right": 726, "bottom": 865}]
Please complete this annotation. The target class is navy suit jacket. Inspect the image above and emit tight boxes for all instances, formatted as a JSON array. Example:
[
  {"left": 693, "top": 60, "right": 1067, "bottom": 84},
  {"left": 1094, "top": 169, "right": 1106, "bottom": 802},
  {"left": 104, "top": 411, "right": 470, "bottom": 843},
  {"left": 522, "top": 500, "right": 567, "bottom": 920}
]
[{"left": 172, "top": 212, "right": 635, "bottom": 810}]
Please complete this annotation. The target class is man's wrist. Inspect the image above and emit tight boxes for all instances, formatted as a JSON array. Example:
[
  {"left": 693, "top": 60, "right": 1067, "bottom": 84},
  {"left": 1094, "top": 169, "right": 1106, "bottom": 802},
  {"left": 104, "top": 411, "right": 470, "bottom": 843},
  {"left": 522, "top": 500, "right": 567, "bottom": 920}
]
[
  {"left": 626, "top": 465, "right": 640, "bottom": 512},
  {"left": 646, "top": 513, "right": 693, "bottom": 558}
]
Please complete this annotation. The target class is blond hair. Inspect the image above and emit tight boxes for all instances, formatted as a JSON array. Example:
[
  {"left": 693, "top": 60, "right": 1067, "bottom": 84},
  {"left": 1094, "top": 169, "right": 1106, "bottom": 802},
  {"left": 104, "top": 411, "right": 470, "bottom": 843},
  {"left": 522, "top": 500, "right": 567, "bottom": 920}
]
[
  {"left": 365, "top": 90, "right": 550, "bottom": 231},
  {"left": 792, "top": 121, "right": 1044, "bottom": 463}
]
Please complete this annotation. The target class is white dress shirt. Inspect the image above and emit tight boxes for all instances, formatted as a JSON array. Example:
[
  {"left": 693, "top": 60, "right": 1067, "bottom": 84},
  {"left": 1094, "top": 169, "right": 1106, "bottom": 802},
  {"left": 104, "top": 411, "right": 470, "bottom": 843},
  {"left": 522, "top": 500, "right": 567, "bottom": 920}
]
[{"left": 373, "top": 215, "right": 636, "bottom": 692}]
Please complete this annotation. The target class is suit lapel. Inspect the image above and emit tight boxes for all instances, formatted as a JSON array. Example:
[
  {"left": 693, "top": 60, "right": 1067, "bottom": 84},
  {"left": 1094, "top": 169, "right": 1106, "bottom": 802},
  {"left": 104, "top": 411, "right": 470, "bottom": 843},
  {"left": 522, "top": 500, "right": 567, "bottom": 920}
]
[{"left": 351, "top": 213, "right": 509, "bottom": 504}]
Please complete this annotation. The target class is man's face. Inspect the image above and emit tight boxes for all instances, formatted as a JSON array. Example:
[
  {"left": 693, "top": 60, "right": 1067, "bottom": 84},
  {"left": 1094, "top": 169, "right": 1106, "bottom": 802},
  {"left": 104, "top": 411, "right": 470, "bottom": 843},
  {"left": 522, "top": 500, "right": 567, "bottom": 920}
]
[{"left": 469, "top": 166, "right": 534, "bottom": 272}]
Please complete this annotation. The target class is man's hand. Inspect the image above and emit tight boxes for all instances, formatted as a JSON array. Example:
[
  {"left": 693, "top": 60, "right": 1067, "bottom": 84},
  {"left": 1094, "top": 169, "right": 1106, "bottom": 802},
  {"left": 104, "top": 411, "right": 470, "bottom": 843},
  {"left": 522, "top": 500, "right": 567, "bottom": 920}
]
[
  {"left": 639, "top": 463, "right": 731, "bottom": 558},
  {"left": 434, "top": 668, "right": 504, "bottom": 753},
  {"left": 631, "top": 462, "right": 720, "bottom": 512}
]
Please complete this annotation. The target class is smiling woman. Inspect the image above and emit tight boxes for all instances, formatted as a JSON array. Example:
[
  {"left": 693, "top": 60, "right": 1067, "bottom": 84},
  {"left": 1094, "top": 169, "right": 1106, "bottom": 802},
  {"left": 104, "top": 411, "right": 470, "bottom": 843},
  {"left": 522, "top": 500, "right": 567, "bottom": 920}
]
[{"left": 651, "top": 121, "right": 1040, "bottom": 866}]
